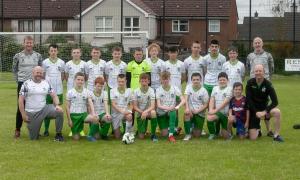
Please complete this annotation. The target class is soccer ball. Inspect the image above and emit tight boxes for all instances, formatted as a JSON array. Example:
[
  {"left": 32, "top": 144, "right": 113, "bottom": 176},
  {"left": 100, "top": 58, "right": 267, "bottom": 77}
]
[{"left": 122, "top": 132, "right": 135, "bottom": 144}]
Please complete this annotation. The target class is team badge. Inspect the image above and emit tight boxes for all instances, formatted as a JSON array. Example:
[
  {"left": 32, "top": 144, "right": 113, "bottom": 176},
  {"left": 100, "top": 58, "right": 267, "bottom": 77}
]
[
  {"left": 262, "top": 87, "right": 266, "bottom": 92},
  {"left": 237, "top": 69, "right": 241, "bottom": 74},
  {"left": 171, "top": 94, "right": 175, "bottom": 98},
  {"left": 218, "top": 62, "right": 222, "bottom": 66}
]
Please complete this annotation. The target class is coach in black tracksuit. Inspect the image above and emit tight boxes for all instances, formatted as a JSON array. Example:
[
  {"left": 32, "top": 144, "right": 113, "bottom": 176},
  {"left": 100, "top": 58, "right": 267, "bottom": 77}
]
[{"left": 246, "top": 64, "right": 283, "bottom": 142}]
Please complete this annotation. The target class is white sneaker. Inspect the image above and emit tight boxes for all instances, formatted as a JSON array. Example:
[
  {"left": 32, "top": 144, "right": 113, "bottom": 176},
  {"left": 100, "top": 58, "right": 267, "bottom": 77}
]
[
  {"left": 201, "top": 131, "right": 207, "bottom": 136},
  {"left": 183, "top": 134, "right": 192, "bottom": 141}
]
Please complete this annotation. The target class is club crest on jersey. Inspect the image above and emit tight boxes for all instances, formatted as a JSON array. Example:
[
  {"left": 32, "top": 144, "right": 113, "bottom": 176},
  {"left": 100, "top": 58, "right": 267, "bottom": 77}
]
[
  {"left": 223, "top": 93, "right": 226, "bottom": 98},
  {"left": 218, "top": 62, "right": 222, "bottom": 66},
  {"left": 80, "top": 68, "right": 84, "bottom": 72},
  {"left": 171, "top": 93, "right": 175, "bottom": 98},
  {"left": 58, "top": 66, "right": 63, "bottom": 71},
  {"left": 177, "top": 67, "right": 180, "bottom": 72},
  {"left": 262, "top": 87, "right": 266, "bottom": 92},
  {"left": 137, "top": 95, "right": 141, "bottom": 99},
  {"left": 120, "top": 69, "right": 125, "bottom": 73},
  {"left": 198, "top": 95, "right": 202, "bottom": 100},
  {"left": 237, "top": 69, "right": 241, "bottom": 74}
]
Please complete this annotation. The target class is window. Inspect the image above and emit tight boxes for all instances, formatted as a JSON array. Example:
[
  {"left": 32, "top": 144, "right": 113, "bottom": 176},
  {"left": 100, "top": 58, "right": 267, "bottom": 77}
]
[
  {"left": 124, "top": 17, "right": 140, "bottom": 37},
  {"left": 52, "top": 20, "right": 68, "bottom": 32},
  {"left": 209, "top": 20, "right": 220, "bottom": 33},
  {"left": 95, "top": 17, "right": 113, "bottom": 37},
  {"left": 18, "top": 20, "right": 34, "bottom": 32},
  {"left": 172, "top": 20, "right": 189, "bottom": 32}
]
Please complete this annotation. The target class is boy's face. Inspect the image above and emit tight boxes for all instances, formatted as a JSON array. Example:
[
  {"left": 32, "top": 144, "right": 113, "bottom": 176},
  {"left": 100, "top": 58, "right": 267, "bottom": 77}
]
[
  {"left": 117, "top": 78, "right": 126, "bottom": 88},
  {"left": 218, "top": 77, "right": 228, "bottom": 88},
  {"left": 49, "top": 47, "right": 58, "bottom": 58},
  {"left": 72, "top": 49, "right": 81, "bottom": 60},
  {"left": 95, "top": 83, "right": 104, "bottom": 91},
  {"left": 210, "top": 44, "right": 219, "bottom": 54},
  {"left": 75, "top": 76, "right": 85, "bottom": 88},
  {"left": 191, "top": 43, "right": 201, "bottom": 55},
  {"left": 91, "top": 49, "right": 101, "bottom": 60},
  {"left": 168, "top": 51, "right": 178, "bottom": 60},
  {"left": 149, "top": 48, "right": 159, "bottom": 58},
  {"left": 112, "top": 50, "right": 122, "bottom": 60},
  {"left": 140, "top": 78, "right": 149, "bottom": 87},
  {"left": 228, "top": 50, "right": 238, "bottom": 60},
  {"left": 233, "top": 86, "right": 243, "bottom": 97},
  {"left": 161, "top": 77, "right": 170, "bottom": 86},
  {"left": 24, "top": 39, "right": 34, "bottom": 52},
  {"left": 191, "top": 76, "right": 201, "bottom": 87},
  {"left": 134, "top": 51, "right": 143, "bottom": 62}
]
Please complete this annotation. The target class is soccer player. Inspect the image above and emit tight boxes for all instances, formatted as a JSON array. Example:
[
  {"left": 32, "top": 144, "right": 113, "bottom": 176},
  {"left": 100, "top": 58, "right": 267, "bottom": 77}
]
[
  {"left": 184, "top": 41, "right": 205, "bottom": 85},
  {"left": 222, "top": 46, "right": 245, "bottom": 87},
  {"left": 18, "top": 66, "right": 64, "bottom": 141},
  {"left": 144, "top": 43, "right": 165, "bottom": 90},
  {"left": 246, "top": 64, "right": 283, "bottom": 142},
  {"left": 132, "top": 73, "right": 158, "bottom": 141},
  {"left": 110, "top": 74, "right": 133, "bottom": 139},
  {"left": 156, "top": 71, "right": 185, "bottom": 143},
  {"left": 126, "top": 47, "right": 151, "bottom": 90},
  {"left": 184, "top": 73, "right": 209, "bottom": 141},
  {"left": 86, "top": 47, "right": 106, "bottom": 91},
  {"left": 207, "top": 72, "right": 232, "bottom": 140},
  {"left": 87, "top": 77, "right": 112, "bottom": 141},
  {"left": 66, "top": 72, "right": 98, "bottom": 141},
  {"left": 227, "top": 82, "right": 249, "bottom": 139},
  {"left": 12, "top": 36, "right": 43, "bottom": 138},
  {"left": 42, "top": 44, "right": 65, "bottom": 137}
]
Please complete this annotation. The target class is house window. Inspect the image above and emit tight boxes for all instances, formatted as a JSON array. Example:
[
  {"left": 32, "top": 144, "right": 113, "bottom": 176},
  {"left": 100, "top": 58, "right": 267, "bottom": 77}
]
[
  {"left": 52, "top": 20, "right": 68, "bottom": 32},
  {"left": 172, "top": 20, "right": 189, "bottom": 32},
  {"left": 209, "top": 20, "right": 220, "bottom": 33},
  {"left": 124, "top": 17, "right": 140, "bottom": 37},
  {"left": 95, "top": 17, "right": 113, "bottom": 36},
  {"left": 18, "top": 20, "right": 34, "bottom": 32}
]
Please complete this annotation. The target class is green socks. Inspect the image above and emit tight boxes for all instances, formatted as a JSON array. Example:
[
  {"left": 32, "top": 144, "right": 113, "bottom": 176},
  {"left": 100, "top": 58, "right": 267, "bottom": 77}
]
[
  {"left": 207, "top": 121, "right": 216, "bottom": 135},
  {"left": 184, "top": 121, "right": 191, "bottom": 134},
  {"left": 169, "top": 111, "right": 176, "bottom": 135},
  {"left": 44, "top": 118, "right": 50, "bottom": 132}
]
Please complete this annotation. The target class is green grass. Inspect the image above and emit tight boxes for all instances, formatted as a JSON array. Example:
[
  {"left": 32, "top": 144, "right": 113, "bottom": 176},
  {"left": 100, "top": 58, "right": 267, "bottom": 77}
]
[{"left": 0, "top": 74, "right": 300, "bottom": 179}]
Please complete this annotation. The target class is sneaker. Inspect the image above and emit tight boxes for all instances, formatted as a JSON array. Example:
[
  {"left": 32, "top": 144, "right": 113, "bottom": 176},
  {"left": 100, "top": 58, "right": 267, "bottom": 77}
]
[
  {"left": 68, "top": 131, "right": 72, "bottom": 137},
  {"left": 293, "top": 124, "right": 300, "bottom": 129},
  {"left": 151, "top": 134, "right": 158, "bottom": 142},
  {"left": 175, "top": 127, "right": 182, "bottom": 136},
  {"left": 273, "top": 135, "right": 284, "bottom": 142},
  {"left": 267, "top": 131, "right": 274, "bottom": 137},
  {"left": 80, "top": 130, "right": 86, "bottom": 136},
  {"left": 14, "top": 129, "right": 20, "bottom": 139},
  {"left": 168, "top": 135, "right": 176, "bottom": 143},
  {"left": 183, "top": 134, "right": 192, "bottom": 141},
  {"left": 43, "top": 131, "right": 49, "bottom": 137},
  {"left": 87, "top": 136, "right": 97, "bottom": 142},
  {"left": 201, "top": 131, "right": 207, "bottom": 136},
  {"left": 208, "top": 134, "right": 216, "bottom": 140},
  {"left": 258, "top": 130, "right": 262, "bottom": 137},
  {"left": 54, "top": 133, "right": 64, "bottom": 142}
]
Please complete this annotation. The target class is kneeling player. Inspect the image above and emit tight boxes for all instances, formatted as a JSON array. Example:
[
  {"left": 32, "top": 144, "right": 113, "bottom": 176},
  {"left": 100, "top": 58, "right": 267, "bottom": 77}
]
[
  {"left": 207, "top": 72, "right": 232, "bottom": 140},
  {"left": 133, "top": 73, "right": 158, "bottom": 141},
  {"left": 184, "top": 73, "right": 209, "bottom": 141},
  {"left": 66, "top": 72, "right": 98, "bottom": 141},
  {"left": 111, "top": 74, "right": 133, "bottom": 139},
  {"left": 87, "top": 77, "right": 112, "bottom": 141},
  {"left": 156, "top": 71, "right": 185, "bottom": 143}
]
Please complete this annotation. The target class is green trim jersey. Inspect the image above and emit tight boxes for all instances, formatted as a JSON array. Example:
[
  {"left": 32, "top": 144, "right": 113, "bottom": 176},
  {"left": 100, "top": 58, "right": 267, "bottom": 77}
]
[
  {"left": 184, "top": 84, "right": 209, "bottom": 117},
  {"left": 86, "top": 59, "right": 106, "bottom": 91},
  {"left": 127, "top": 60, "right": 151, "bottom": 90},
  {"left": 184, "top": 55, "right": 205, "bottom": 85},
  {"left": 211, "top": 85, "right": 232, "bottom": 115},
  {"left": 42, "top": 58, "right": 65, "bottom": 95},
  {"left": 132, "top": 87, "right": 155, "bottom": 111},
  {"left": 110, "top": 88, "right": 132, "bottom": 115},
  {"left": 165, "top": 60, "right": 185, "bottom": 91},
  {"left": 222, "top": 61, "right": 245, "bottom": 87},
  {"left": 144, "top": 58, "right": 166, "bottom": 89},
  {"left": 65, "top": 60, "right": 88, "bottom": 91},
  {"left": 104, "top": 60, "right": 127, "bottom": 89},
  {"left": 203, "top": 53, "right": 226, "bottom": 86},
  {"left": 66, "top": 88, "right": 91, "bottom": 114},
  {"left": 91, "top": 90, "right": 108, "bottom": 115},
  {"left": 156, "top": 85, "right": 182, "bottom": 115}
]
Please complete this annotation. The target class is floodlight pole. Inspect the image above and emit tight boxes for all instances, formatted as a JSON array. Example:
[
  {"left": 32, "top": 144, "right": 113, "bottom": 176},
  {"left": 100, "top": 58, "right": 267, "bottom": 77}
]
[
  {"left": 293, "top": 0, "right": 296, "bottom": 55},
  {"left": 205, "top": 0, "right": 208, "bottom": 53},
  {"left": 249, "top": 0, "right": 252, "bottom": 52},
  {"left": 162, "top": 0, "right": 165, "bottom": 59},
  {"left": 79, "top": 0, "right": 82, "bottom": 47}
]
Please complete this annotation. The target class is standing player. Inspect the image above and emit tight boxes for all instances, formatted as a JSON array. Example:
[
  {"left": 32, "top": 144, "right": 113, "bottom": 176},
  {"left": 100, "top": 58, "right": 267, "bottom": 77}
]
[
  {"left": 132, "top": 73, "right": 158, "bottom": 141},
  {"left": 86, "top": 47, "right": 106, "bottom": 91},
  {"left": 12, "top": 36, "right": 43, "bottom": 138},
  {"left": 184, "top": 73, "right": 209, "bottom": 141},
  {"left": 110, "top": 74, "right": 133, "bottom": 139},
  {"left": 222, "top": 46, "right": 245, "bottom": 87},
  {"left": 156, "top": 71, "right": 185, "bottom": 143},
  {"left": 42, "top": 44, "right": 65, "bottom": 137}
]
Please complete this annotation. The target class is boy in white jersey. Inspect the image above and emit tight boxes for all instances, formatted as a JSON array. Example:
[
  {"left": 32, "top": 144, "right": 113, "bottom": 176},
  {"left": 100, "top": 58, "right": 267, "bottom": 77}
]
[
  {"left": 87, "top": 77, "right": 112, "bottom": 141},
  {"left": 156, "top": 71, "right": 185, "bottom": 143},
  {"left": 133, "top": 73, "right": 158, "bottom": 141},
  {"left": 184, "top": 73, "right": 209, "bottom": 140},
  {"left": 144, "top": 43, "right": 165, "bottom": 89},
  {"left": 184, "top": 41, "right": 205, "bottom": 85},
  {"left": 86, "top": 47, "right": 106, "bottom": 91},
  {"left": 222, "top": 46, "right": 245, "bottom": 87},
  {"left": 42, "top": 44, "right": 65, "bottom": 137},
  {"left": 207, "top": 72, "right": 232, "bottom": 140},
  {"left": 110, "top": 74, "right": 133, "bottom": 139},
  {"left": 66, "top": 72, "right": 98, "bottom": 141}
]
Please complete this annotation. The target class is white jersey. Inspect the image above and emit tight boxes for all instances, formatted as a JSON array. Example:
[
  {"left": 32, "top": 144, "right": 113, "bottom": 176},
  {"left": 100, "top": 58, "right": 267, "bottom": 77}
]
[
  {"left": 211, "top": 85, "right": 232, "bottom": 115},
  {"left": 42, "top": 58, "right": 65, "bottom": 95},
  {"left": 144, "top": 58, "right": 166, "bottom": 89},
  {"left": 104, "top": 60, "right": 127, "bottom": 89},
  {"left": 91, "top": 90, "right": 108, "bottom": 115},
  {"left": 110, "top": 88, "right": 132, "bottom": 115},
  {"left": 66, "top": 88, "right": 91, "bottom": 114},
  {"left": 132, "top": 87, "right": 155, "bottom": 111},
  {"left": 222, "top": 60, "right": 245, "bottom": 87},
  {"left": 86, "top": 59, "right": 106, "bottom": 91},
  {"left": 156, "top": 85, "right": 182, "bottom": 115},
  {"left": 19, "top": 79, "right": 53, "bottom": 113},
  {"left": 165, "top": 60, "right": 185, "bottom": 91},
  {"left": 184, "top": 55, "right": 205, "bottom": 85},
  {"left": 203, "top": 53, "right": 226, "bottom": 86},
  {"left": 65, "top": 60, "right": 88, "bottom": 91},
  {"left": 184, "top": 84, "right": 209, "bottom": 117}
]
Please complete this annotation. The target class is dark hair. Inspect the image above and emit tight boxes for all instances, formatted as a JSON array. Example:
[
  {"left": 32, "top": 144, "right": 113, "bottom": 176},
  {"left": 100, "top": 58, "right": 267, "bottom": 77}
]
[
  {"left": 117, "top": 73, "right": 126, "bottom": 79},
  {"left": 139, "top": 73, "right": 150, "bottom": 80},
  {"left": 49, "top": 44, "right": 58, "bottom": 49},
  {"left": 218, "top": 72, "right": 228, "bottom": 80},
  {"left": 192, "top": 41, "right": 201, "bottom": 45},
  {"left": 92, "top": 47, "right": 101, "bottom": 51},
  {"left": 211, "top": 39, "right": 219, "bottom": 45},
  {"left": 168, "top": 46, "right": 178, "bottom": 53},
  {"left": 191, "top": 72, "right": 202, "bottom": 80},
  {"left": 74, "top": 72, "right": 85, "bottom": 79},
  {"left": 112, "top": 46, "right": 122, "bottom": 52},
  {"left": 134, "top": 47, "right": 143, "bottom": 53},
  {"left": 227, "top": 46, "right": 238, "bottom": 53},
  {"left": 233, "top": 82, "right": 243, "bottom": 90}
]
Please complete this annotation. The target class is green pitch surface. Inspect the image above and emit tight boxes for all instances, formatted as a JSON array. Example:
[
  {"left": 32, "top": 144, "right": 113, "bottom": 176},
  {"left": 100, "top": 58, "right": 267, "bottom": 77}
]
[{"left": 0, "top": 74, "right": 300, "bottom": 179}]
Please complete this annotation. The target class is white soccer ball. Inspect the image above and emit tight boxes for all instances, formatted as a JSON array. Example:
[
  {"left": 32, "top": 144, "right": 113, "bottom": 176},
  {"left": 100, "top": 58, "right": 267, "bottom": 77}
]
[{"left": 122, "top": 132, "right": 135, "bottom": 144}]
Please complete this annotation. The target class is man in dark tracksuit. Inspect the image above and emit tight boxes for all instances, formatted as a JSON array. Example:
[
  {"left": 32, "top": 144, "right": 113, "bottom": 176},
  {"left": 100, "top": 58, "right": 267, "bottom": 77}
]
[{"left": 246, "top": 64, "right": 283, "bottom": 142}]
